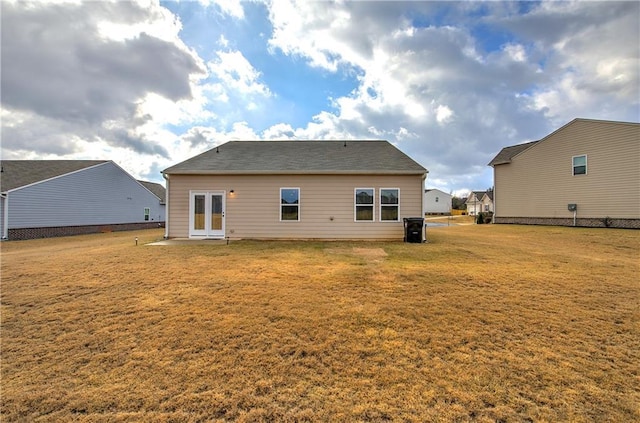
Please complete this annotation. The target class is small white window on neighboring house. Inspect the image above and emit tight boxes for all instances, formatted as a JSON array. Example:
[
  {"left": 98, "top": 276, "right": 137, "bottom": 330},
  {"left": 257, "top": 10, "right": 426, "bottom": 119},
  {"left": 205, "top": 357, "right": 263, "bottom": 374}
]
[
  {"left": 380, "top": 188, "right": 399, "bottom": 221},
  {"left": 280, "top": 188, "right": 300, "bottom": 221},
  {"left": 144, "top": 207, "right": 150, "bottom": 221},
  {"left": 355, "top": 188, "right": 374, "bottom": 221},
  {"left": 573, "top": 155, "right": 587, "bottom": 175},
  {"left": 435, "top": 196, "right": 439, "bottom": 202}
]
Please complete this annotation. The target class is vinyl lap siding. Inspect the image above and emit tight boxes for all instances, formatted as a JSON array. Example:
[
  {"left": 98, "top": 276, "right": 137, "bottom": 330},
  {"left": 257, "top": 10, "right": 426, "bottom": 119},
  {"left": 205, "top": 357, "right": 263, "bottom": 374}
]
[
  {"left": 8, "top": 162, "right": 163, "bottom": 229},
  {"left": 167, "top": 174, "right": 424, "bottom": 239},
  {"left": 424, "top": 190, "right": 451, "bottom": 214},
  {"left": 495, "top": 120, "right": 640, "bottom": 219}
]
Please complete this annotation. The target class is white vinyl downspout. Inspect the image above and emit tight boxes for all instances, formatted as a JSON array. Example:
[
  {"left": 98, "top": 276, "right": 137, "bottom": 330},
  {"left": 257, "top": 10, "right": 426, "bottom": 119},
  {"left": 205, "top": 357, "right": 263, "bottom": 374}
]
[
  {"left": 421, "top": 172, "right": 427, "bottom": 241},
  {"left": 492, "top": 167, "right": 497, "bottom": 223},
  {"left": 162, "top": 173, "right": 169, "bottom": 239},
  {"left": 421, "top": 173, "right": 427, "bottom": 217},
  {"left": 1, "top": 193, "right": 8, "bottom": 239}
]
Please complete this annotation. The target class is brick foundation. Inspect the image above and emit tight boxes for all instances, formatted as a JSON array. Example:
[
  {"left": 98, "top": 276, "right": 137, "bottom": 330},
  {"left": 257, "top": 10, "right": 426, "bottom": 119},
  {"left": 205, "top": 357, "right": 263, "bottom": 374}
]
[
  {"left": 6, "top": 222, "right": 165, "bottom": 240},
  {"left": 494, "top": 217, "right": 640, "bottom": 229}
]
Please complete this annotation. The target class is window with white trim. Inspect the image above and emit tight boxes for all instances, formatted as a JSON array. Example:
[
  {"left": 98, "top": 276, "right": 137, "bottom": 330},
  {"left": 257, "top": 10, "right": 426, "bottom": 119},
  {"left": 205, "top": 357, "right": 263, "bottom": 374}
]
[
  {"left": 380, "top": 188, "right": 399, "bottom": 221},
  {"left": 280, "top": 188, "right": 300, "bottom": 221},
  {"left": 144, "top": 207, "right": 150, "bottom": 221},
  {"left": 355, "top": 188, "right": 374, "bottom": 221},
  {"left": 573, "top": 155, "right": 587, "bottom": 175}
]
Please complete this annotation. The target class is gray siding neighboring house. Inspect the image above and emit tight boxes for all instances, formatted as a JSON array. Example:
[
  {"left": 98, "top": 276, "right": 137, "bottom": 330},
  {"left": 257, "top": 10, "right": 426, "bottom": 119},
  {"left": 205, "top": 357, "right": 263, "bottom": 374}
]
[
  {"left": 489, "top": 118, "right": 640, "bottom": 228},
  {"left": 1, "top": 160, "right": 166, "bottom": 240},
  {"left": 163, "top": 140, "right": 428, "bottom": 240},
  {"left": 138, "top": 180, "right": 167, "bottom": 221}
]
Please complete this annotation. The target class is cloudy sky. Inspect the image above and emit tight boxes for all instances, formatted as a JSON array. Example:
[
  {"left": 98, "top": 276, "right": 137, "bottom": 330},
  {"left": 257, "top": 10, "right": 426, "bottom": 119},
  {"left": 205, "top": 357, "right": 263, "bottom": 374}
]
[{"left": 2, "top": 0, "right": 638, "bottom": 195}]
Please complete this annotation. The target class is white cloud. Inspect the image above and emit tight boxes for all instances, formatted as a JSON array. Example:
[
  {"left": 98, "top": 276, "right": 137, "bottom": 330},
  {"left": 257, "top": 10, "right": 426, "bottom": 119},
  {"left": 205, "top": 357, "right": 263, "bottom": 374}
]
[
  {"left": 96, "top": 2, "right": 183, "bottom": 43},
  {"left": 198, "top": 0, "right": 244, "bottom": 19},
  {"left": 208, "top": 50, "right": 271, "bottom": 97},
  {"left": 262, "top": 123, "right": 296, "bottom": 139},
  {"left": 503, "top": 43, "right": 526, "bottom": 62},
  {"left": 435, "top": 105, "right": 454, "bottom": 125},
  {"left": 267, "top": 0, "right": 370, "bottom": 71}
]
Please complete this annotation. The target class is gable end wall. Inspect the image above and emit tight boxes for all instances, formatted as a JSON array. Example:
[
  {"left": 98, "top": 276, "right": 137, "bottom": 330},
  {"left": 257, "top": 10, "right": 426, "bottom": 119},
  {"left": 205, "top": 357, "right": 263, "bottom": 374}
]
[{"left": 494, "top": 121, "right": 640, "bottom": 226}]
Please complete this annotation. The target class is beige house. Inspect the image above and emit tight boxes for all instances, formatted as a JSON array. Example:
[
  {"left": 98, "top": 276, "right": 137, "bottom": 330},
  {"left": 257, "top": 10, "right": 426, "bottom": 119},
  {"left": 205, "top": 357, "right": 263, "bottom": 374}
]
[
  {"left": 489, "top": 118, "right": 640, "bottom": 228},
  {"left": 162, "top": 140, "right": 428, "bottom": 240},
  {"left": 465, "top": 190, "right": 493, "bottom": 216}
]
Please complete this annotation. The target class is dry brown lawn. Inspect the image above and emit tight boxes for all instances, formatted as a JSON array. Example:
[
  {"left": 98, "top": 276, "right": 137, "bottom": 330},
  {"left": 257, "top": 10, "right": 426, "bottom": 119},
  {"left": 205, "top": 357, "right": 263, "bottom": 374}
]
[{"left": 1, "top": 225, "right": 639, "bottom": 422}]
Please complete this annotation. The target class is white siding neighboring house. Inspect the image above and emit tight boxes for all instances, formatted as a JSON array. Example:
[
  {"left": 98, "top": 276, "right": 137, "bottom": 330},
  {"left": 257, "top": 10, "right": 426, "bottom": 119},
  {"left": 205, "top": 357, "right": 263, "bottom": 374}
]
[
  {"left": 481, "top": 191, "right": 494, "bottom": 213},
  {"left": 0, "top": 160, "right": 166, "bottom": 240},
  {"left": 489, "top": 118, "right": 640, "bottom": 228},
  {"left": 162, "top": 140, "right": 428, "bottom": 240},
  {"left": 424, "top": 189, "right": 452, "bottom": 215},
  {"left": 466, "top": 191, "right": 493, "bottom": 216}
]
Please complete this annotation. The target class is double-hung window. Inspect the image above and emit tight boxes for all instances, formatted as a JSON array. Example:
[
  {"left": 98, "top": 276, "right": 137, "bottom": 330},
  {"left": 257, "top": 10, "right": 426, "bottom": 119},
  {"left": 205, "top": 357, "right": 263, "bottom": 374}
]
[
  {"left": 355, "top": 188, "right": 374, "bottom": 221},
  {"left": 573, "top": 155, "right": 587, "bottom": 175},
  {"left": 280, "top": 188, "right": 300, "bottom": 221},
  {"left": 144, "top": 207, "right": 150, "bottom": 221},
  {"left": 380, "top": 188, "right": 399, "bottom": 221}
]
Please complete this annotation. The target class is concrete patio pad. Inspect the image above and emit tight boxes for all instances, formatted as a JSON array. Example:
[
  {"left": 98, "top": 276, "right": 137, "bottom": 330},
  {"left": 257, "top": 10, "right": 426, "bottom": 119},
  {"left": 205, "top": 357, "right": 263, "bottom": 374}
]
[{"left": 147, "top": 238, "right": 228, "bottom": 246}]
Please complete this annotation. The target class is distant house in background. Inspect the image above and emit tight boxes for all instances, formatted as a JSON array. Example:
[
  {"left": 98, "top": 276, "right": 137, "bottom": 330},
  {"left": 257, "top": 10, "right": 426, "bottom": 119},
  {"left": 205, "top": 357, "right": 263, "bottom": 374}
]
[
  {"left": 0, "top": 160, "right": 165, "bottom": 240},
  {"left": 162, "top": 140, "right": 427, "bottom": 240},
  {"left": 424, "top": 189, "right": 451, "bottom": 215},
  {"left": 489, "top": 118, "right": 640, "bottom": 228},
  {"left": 466, "top": 190, "right": 493, "bottom": 216}
]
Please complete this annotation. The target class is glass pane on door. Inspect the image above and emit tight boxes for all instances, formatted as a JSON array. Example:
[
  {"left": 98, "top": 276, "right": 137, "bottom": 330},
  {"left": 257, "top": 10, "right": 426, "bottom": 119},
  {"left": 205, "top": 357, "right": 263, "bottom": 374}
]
[
  {"left": 211, "top": 194, "right": 223, "bottom": 230},
  {"left": 194, "top": 195, "right": 205, "bottom": 230}
]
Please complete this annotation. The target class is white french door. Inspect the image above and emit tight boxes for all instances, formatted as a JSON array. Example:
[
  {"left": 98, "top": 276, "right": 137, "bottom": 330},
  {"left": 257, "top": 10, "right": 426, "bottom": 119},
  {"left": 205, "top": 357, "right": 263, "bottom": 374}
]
[{"left": 189, "top": 191, "right": 225, "bottom": 238}]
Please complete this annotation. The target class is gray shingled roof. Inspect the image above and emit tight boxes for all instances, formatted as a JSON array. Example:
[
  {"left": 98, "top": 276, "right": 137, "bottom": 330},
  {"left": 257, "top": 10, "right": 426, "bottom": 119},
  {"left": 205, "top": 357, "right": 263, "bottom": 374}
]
[
  {"left": 138, "top": 180, "right": 166, "bottom": 203},
  {"left": 483, "top": 190, "right": 494, "bottom": 201},
  {"left": 469, "top": 191, "right": 486, "bottom": 201},
  {"left": 163, "top": 140, "right": 427, "bottom": 175},
  {"left": 0, "top": 160, "right": 108, "bottom": 192},
  {"left": 488, "top": 140, "right": 539, "bottom": 166}
]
